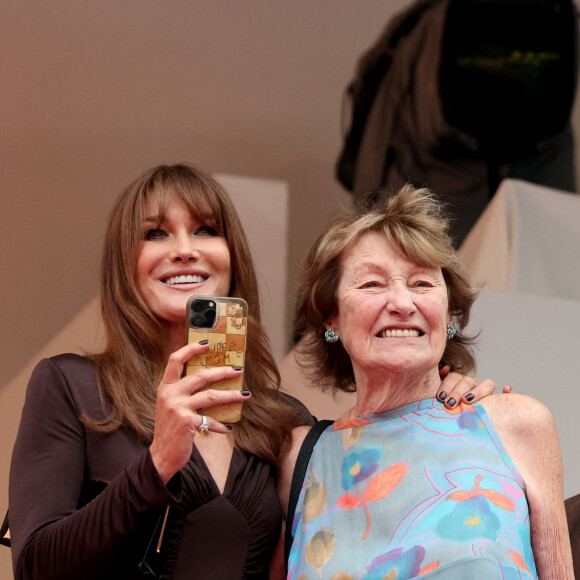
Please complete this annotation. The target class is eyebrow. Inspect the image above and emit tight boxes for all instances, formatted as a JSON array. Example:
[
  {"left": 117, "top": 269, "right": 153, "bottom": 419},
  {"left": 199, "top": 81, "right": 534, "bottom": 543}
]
[
  {"left": 350, "top": 262, "right": 439, "bottom": 276},
  {"left": 350, "top": 262, "right": 377, "bottom": 275}
]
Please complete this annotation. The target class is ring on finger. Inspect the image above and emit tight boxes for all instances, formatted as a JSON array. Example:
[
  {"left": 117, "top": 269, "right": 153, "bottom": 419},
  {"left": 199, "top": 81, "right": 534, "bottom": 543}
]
[{"left": 198, "top": 415, "right": 209, "bottom": 435}]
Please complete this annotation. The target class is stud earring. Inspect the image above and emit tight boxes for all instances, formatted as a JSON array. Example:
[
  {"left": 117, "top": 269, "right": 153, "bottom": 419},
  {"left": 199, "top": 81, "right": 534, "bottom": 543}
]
[
  {"left": 324, "top": 327, "right": 339, "bottom": 343},
  {"left": 447, "top": 323, "right": 456, "bottom": 339}
]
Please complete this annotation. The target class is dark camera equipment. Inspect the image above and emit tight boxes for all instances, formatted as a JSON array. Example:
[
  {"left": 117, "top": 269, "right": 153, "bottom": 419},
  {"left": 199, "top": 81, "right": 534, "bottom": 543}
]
[{"left": 189, "top": 298, "right": 217, "bottom": 329}]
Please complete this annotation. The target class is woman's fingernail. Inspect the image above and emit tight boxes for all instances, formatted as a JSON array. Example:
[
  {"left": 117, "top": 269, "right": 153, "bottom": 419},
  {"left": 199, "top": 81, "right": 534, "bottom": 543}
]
[
  {"left": 465, "top": 393, "right": 474, "bottom": 402},
  {"left": 232, "top": 366, "right": 243, "bottom": 371},
  {"left": 447, "top": 398, "right": 456, "bottom": 407},
  {"left": 198, "top": 339, "right": 209, "bottom": 345},
  {"left": 438, "top": 391, "right": 447, "bottom": 401},
  {"left": 241, "top": 390, "right": 251, "bottom": 397}
]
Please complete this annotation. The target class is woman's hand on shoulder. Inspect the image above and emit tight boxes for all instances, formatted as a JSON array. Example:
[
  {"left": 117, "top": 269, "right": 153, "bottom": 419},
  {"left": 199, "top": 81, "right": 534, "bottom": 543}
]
[
  {"left": 149, "top": 341, "right": 250, "bottom": 484},
  {"left": 437, "top": 364, "right": 511, "bottom": 409}
]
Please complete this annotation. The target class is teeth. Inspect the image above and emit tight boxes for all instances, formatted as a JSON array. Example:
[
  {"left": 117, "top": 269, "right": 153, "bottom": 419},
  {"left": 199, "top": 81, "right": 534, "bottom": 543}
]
[
  {"left": 381, "top": 328, "right": 420, "bottom": 338},
  {"left": 164, "top": 274, "right": 206, "bottom": 285}
]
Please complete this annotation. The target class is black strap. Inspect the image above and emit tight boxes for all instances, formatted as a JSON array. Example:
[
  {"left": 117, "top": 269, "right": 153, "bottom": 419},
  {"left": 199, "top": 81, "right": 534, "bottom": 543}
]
[{"left": 284, "top": 419, "right": 333, "bottom": 567}]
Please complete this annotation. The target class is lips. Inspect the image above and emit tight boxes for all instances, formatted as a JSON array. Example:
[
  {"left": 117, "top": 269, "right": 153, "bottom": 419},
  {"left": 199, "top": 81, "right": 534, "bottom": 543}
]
[{"left": 163, "top": 274, "right": 207, "bottom": 286}]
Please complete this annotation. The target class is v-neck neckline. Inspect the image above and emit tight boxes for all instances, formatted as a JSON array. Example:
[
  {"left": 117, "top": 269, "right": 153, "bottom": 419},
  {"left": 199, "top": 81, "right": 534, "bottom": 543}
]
[{"left": 192, "top": 440, "right": 238, "bottom": 495}]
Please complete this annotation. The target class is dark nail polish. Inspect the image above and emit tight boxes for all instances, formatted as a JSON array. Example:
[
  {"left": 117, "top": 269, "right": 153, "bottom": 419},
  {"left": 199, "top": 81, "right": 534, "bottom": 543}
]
[
  {"left": 198, "top": 339, "right": 209, "bottom": 345},
  {"left": 465, "top": 393, "right": 474, "bottom": 402},
  {"left": 232, "top": 366, "right": 243, "bottom": 371},
  {"left": 447, "top": 398, "right": 456, "bottom": 407},
  {"left": 241, "top": 390, "right": 251, "bottom": 396},
  {"left": 438, "top": 391, "right": 447, "bottom": 401}
]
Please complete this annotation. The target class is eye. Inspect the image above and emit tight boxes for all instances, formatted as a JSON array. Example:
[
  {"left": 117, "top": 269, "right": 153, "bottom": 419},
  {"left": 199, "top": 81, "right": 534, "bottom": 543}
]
[
  {"left": 362, "top": 281, "right": 380, "bottom": 288},
  {"left": 145, "top": 228, "right": 168, "bottom": 240},
  {"left": 413, "top": 280, "right": 433, "bottom": 288},
  {"left": 195, "top": 225, "right": 218, "bottom": 236}
]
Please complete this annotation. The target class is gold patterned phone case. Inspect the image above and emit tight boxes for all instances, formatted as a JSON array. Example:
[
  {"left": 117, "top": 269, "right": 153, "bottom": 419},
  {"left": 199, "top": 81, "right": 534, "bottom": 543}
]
[{"left": 185, "top": 296, "right": 248, "bottom": 423}]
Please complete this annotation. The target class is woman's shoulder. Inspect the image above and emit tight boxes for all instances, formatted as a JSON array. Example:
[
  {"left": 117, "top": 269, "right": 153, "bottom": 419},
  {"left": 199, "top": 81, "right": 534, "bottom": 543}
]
[
  {"left": 30, "top": 353, "right": 96, "bottom": 389},
  {"left": 277, "top": 424, "right": 319, "bottom": 515},
  {"left": 34, "top": 352, "right": 95, "bottom": 374},
  {"left": 477, "top": 393, "right": 560, "bottom": 481},
  {"left": 27, "top": 353, "right": 100, "bottom": 413},
  {"left": 291, "top": 424, "right": 313, "bottom": 449},
  {"left": 478, "top": 392, "right": 555, "bottom": 435},
  {"left": 285, "top": 420, "right": 333, "bottom": 472}
]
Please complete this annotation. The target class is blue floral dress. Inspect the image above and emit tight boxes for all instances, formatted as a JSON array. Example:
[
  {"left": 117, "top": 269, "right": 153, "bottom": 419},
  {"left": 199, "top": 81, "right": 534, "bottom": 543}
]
[{"left": 287, "top": 399, "right": 537, "bottom": 579}]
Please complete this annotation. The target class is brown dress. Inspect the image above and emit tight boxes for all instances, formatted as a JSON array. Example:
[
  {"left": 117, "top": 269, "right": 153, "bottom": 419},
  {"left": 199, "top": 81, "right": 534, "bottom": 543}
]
[
  {"left": 565, "top": 493, "right": 580, "bottom": 579},
  {"left": 9, "top": 354, "right": 314, "bottom": 579}
]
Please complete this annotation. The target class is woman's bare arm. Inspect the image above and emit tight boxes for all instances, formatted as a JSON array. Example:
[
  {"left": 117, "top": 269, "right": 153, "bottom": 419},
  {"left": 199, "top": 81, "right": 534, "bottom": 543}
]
[
  {"left": 481, "top": 394, "right": 574, "bottom": 579},
  {"left": 270, "top": 425, "right": 311, "bottom": 579}
]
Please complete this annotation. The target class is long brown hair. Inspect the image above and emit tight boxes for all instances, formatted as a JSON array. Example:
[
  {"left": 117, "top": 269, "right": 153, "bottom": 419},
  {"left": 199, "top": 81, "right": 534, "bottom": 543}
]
[
  {"left": 89, "top": 164, "right": 297, "bottom": 463},
  {"left": 295, "top": 184, "right": 478, "bottom": 395}
]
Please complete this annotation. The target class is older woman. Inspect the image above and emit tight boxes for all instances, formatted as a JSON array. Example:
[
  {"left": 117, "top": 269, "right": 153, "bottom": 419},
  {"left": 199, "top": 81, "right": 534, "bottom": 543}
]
[{"left": 278, "top": 185, "right": 573, "bottom": 579}]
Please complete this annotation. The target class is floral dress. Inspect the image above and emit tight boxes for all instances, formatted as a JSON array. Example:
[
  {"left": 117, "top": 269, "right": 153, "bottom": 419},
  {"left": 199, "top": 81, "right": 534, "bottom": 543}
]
[{"left": 287, "top": 399, "right": 537, "bottom": 579}]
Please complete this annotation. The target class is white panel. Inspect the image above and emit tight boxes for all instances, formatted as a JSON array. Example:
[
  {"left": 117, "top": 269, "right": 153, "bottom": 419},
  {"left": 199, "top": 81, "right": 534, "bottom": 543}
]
[
  {"left": 215, "top": 174, "right": 289, "bottom": 362},
  {"left": 460, "top": 178, "right": 580, "bottom": 302},
  {"left": 465, "top": 290, "right": 580, "bottom": 498}
]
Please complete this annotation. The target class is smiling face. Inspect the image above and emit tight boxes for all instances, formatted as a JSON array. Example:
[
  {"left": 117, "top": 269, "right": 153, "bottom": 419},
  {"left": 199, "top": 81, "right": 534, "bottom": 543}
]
[
  {"left": 329, "top": 231, "right": 450, "bottom": 386},
  {"left": 136, "top": 196, "right": 232, "bottom": 330}
]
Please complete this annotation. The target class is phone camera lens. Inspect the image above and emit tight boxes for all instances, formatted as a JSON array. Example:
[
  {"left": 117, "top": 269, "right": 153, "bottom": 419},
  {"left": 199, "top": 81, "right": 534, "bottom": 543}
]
[
  {"left": 205, "top": 309, "right": 216, "bottom": 326},
  {"left": 190, "top": 298, "right": 217, "bottom": 328},
  {"left": 191, "top": 313, "right": 206, "bottom": 327}
]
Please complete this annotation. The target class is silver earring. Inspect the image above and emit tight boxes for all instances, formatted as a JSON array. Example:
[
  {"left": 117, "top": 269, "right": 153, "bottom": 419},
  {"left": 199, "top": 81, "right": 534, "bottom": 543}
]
[
  {"left": 447, "top": 323, "right": 456, "bottom": 339},
  {"left": 325, "top": 327, "right": 339, "bottom": 343}
]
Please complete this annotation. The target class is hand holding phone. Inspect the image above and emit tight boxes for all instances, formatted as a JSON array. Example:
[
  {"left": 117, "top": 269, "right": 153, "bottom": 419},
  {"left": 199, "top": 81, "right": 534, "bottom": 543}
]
[{"left": 184, "top": 296, "right": 248, "bottom": 423}]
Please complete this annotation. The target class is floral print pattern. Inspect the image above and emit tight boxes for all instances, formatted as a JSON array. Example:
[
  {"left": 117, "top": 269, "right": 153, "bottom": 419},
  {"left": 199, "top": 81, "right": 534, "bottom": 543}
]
[
  {"left": 287, "top": 400, "right": 537, "bottom": 579},
  {"left": 341, "top": 448, "right": 381, "bottom": 490}
]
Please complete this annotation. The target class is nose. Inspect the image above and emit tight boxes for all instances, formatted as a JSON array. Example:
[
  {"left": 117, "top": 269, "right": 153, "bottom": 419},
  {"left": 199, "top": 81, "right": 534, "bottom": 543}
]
[
  {"left": 385, "top": 283, "right": 416, "bottom": 316},
  {"left": 171, "top": 232, "right": 199, "bottom": 262}
]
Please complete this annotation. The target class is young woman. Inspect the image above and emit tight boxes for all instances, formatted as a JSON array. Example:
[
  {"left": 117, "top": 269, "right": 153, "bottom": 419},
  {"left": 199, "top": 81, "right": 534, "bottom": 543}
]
[{"left": 9, "top": 164, "right": 313, "bottom": 579}]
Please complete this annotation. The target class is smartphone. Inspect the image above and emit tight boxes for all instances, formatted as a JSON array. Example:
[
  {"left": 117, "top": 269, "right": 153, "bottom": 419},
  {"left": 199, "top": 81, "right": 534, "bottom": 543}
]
[{"left": 184, "top": 296, "right": 248, "bottom": 424}]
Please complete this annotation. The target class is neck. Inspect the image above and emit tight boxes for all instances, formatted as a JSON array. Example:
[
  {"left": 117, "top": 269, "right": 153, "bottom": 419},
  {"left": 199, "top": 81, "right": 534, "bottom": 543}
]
[{"left": 344, "top": 366, "right": 441, "bottom": 420}]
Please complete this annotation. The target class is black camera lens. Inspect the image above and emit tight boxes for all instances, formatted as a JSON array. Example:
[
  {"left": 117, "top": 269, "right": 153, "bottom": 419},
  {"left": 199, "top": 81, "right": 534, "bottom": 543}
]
[
  {"left": 191, "top": 313, "right": 207, "bottom": 327},
  {"left": 204, "top": 308, "right": 216, "bottom": 326},
  {"left": 189, "top": 299, "right": 217, "bottom": 328}
]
